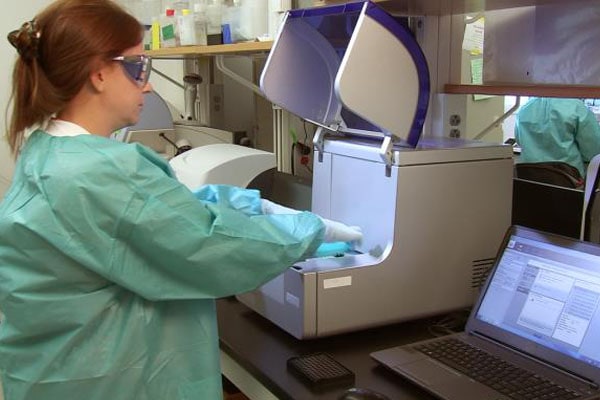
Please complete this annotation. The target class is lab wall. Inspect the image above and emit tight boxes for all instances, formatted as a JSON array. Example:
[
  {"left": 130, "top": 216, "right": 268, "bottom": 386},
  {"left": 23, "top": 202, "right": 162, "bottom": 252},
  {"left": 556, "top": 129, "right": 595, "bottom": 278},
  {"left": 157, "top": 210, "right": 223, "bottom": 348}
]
[
  {"left": 484, "top": 3, "right": 600, "bottom": 86},
  {"left": 150, "top": 59, "right": 186, "bottom": 116},
  {"left": 459, "top": 47, "right": 504, "bottom": 142}
]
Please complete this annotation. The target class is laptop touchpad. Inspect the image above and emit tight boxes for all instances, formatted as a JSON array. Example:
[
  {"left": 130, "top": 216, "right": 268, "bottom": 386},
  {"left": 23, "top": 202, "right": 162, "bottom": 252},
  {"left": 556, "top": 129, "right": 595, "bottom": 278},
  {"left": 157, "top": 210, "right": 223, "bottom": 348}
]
[{"left": 397, "top": 359, "right": 462, "bottom": 385}]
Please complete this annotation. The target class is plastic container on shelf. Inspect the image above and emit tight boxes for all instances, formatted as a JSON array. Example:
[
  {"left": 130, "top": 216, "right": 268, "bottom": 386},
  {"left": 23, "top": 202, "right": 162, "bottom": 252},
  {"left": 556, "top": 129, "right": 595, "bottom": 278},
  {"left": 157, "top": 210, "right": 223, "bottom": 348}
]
[
  {"left": 193, "top": 3, "right": 208, "bottom": 46},
  {"left": 221, "top": 3, "right": 242, "bottom": 42},
  {"left": 238, "top": 0, "right": 268, "bottom": 41},
  {"left": 151, "top": 17, "right": 161, "bottom": 49},
  {"left": 221, "top": 0, "right": 269, "bottom": 43},
  {"left": 160, "top": 8, "right": 178, "bottom": 47},
  {"left": 161, "top": 0, "right": 192, "bottom": 11},
  {"left": 206, "top": 0, "right": 223, "bottom": 44},
  {"left": 177, "top": 9, "right": 196, "bottom": 45},
  {"left": 142, "top": 24, "right": 152, "bottom": 50}
]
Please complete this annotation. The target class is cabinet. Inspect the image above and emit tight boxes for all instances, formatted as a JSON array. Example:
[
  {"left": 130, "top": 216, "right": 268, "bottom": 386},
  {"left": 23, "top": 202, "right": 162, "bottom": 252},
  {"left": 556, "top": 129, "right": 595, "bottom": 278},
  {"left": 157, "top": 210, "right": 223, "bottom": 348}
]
[{"left": 317, "top": 0, "right": 600, "bottom": 99}]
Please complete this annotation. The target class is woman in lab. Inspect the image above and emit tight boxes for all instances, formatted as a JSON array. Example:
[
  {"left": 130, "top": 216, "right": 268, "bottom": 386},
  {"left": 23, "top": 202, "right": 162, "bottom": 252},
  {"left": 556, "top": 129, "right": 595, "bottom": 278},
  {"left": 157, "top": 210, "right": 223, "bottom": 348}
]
[{"left": 0, "top": 1, "right": 360, "bottom": 399}]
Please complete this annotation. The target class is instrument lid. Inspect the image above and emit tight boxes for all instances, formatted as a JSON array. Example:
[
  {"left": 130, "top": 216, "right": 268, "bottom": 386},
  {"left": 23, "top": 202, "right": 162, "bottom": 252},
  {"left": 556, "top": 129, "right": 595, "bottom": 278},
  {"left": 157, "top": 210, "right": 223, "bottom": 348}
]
[{"left": 260, "top": 1, "right": 430, "bottom": 147}]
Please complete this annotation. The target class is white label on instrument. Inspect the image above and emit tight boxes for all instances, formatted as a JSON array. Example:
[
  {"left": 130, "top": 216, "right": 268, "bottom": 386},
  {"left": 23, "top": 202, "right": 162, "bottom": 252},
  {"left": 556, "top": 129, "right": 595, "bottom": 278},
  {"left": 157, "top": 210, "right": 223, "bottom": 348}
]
[
  {"left": 323, "top": 276, "right": 352, "bottom": 289},
  {"left": 285, "top": 292, "right": 300, "bottom": 308}
]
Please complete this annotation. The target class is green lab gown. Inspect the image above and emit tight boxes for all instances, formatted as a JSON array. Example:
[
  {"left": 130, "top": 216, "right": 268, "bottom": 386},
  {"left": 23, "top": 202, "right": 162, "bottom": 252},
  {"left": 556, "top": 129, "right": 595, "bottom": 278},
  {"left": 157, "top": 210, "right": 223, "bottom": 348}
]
[
  {"left": 0, "top": 130, "right": 324, "bottom": 400},
  {"left": 515, "top": 97, "right": 600, "bottom": 177}
]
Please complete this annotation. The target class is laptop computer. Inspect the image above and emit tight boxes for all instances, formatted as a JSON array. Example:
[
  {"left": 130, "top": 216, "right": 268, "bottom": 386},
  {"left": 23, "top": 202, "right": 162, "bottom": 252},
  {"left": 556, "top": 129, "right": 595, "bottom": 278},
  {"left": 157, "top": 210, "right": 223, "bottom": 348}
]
[{"left": 371, "top": 225, "right": 600, "bottom": 400}]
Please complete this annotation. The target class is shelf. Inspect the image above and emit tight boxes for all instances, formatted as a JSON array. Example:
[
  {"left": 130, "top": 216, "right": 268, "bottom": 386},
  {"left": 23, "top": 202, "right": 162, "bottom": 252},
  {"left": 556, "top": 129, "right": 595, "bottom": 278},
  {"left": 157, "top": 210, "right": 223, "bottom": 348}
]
[
  {"left": 147, "top": 41, "right": 273, "bottom": 58},
  {"left": 444, "top": 84, "right": 600, "bottom": 98}
]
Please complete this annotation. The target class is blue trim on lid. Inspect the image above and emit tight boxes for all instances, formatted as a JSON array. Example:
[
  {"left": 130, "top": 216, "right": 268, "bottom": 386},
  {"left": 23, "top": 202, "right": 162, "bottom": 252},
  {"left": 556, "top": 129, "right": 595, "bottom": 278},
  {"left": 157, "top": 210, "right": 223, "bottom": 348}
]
[
  {"left": 288, "top": 2, "right": 365, "bottom": 18},
  {"left": 364, "top": 2, "right": 430, "bottom": 147},
  {"left": 269, "top": 1, "right": 430, "bottom": 148}
]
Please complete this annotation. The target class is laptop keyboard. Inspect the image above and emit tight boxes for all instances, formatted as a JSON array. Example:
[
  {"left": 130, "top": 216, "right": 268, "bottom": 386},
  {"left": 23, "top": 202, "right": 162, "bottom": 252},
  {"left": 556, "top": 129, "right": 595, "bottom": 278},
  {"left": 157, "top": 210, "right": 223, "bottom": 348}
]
[{"left": 414, "top": 338, "right": 582, "bottom": 400}]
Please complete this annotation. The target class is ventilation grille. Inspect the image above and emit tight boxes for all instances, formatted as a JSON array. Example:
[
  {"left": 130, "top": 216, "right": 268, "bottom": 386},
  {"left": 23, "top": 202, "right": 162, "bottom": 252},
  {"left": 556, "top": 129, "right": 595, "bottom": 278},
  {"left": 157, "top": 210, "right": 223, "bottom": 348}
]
[{"left": 471, "top": 258, "right": 496, "bottom": 289}]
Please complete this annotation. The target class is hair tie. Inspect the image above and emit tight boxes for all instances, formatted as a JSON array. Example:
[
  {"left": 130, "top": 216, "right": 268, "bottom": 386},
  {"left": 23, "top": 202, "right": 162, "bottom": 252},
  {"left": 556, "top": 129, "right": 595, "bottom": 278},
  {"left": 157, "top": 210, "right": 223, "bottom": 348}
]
[{"left": 7, "top": 19, "right": 41, "bottom": 62}]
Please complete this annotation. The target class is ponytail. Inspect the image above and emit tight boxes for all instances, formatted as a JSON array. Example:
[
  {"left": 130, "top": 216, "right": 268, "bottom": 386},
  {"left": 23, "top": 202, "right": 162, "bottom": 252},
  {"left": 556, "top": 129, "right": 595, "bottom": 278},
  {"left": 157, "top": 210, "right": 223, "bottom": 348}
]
[{"left": 5, "top": 0, "right": 143, "bottom": 156}]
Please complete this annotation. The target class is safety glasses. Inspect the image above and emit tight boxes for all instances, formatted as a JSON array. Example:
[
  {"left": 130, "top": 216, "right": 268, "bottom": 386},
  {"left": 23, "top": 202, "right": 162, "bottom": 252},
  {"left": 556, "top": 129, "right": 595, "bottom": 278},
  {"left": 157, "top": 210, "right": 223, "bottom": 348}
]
[{"left": 112, "top": 54, "right": 152, "bottom": 87}]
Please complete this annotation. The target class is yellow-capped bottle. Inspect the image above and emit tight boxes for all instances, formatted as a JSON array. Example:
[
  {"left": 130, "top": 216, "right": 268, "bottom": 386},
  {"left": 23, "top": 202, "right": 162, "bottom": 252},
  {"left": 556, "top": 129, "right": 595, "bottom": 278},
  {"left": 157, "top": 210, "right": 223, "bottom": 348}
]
[{"left": 151, "top": 17, "right": 160, "bottom": 50}]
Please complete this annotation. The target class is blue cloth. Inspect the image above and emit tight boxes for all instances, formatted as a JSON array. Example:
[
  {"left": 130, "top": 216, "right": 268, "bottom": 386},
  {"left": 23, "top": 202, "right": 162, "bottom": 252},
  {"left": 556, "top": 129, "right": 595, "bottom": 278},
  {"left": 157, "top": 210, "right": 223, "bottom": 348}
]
[
  {"left": 515, "top": 98, "right": 600, "bottom": 177},
  {"left": 313, "top": 241, "right": 351, "bottom": 258},
  {"left": 0, "top": 130, "right": 324, "bottom": 400}
]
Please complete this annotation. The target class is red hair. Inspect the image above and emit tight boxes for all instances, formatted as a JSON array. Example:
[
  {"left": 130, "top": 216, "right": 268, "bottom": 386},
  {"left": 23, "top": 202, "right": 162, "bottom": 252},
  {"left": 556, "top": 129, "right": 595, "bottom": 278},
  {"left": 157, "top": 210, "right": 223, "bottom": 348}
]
[{"left": 6, "top": 0, "right": 143, "bottom": 155}]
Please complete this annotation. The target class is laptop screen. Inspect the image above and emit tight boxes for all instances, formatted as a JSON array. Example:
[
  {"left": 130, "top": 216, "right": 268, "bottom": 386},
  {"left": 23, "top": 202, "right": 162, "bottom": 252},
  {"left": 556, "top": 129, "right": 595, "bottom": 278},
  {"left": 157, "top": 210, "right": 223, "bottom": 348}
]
[{"left": 470, "top": 226, "right": 600, "bottom": 378}]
